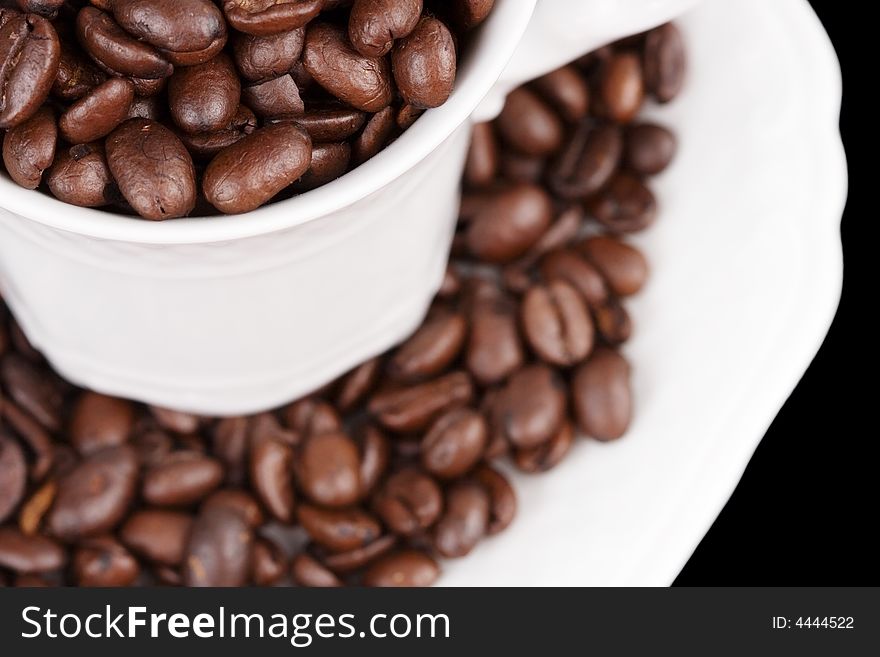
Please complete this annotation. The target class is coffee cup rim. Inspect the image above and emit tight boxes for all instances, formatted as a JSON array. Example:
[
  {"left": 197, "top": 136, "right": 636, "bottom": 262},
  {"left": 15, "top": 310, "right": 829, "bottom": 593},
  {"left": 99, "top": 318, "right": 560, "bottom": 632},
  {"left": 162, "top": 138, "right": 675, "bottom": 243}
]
[{"left": 0, "top": 0, "right": 537, "bottom": 245}]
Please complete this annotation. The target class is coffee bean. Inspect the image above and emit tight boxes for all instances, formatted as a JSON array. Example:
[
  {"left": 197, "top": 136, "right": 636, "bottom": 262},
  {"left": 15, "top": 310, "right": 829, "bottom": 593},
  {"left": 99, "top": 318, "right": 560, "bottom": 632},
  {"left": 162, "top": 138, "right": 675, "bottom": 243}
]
[
  {"left": 368, "top": 371, "right": 473, "bottom": 433},
  {"left": 466, "top": 183, "right": 553, "bottom": 263},
  {"left": 47, "top": 445, "right": 139, "bottom": 541},
  {"left": 242, "top": 73, "right": 304, "bottom": 118},
  {"left": 351, "top": 105, "right": 395, "bottom": 164},
  {"left": 68, "top": 391, "right": 134, "bottom": 456},
  {"left": 203, "top": 122, "right": 312, "bottom": 214},
  {"left": 0, "top": 434, "right": 27, "bottom": 523},
  {"left": 578, "top": 235, "right": 649, "bottom": 297},
  {"left": 599, "top": 52, "right": 644, "bottom": 123},
  {"left": 142, "top": 452, "right": 224, "bottom": 506},
  {"left": 492, "top": 365, "right": 566, "bottom": 449},
  {"left": 448, "top": 0, "right": 494, "bottom": 30},
  {"left": 465, "top": 280, "right": 524, "bottom": 386},
  {"left": 389, "top": 311, "right": 467, "bottom": 382},
  {"left": 15, "top": 1, "right": 64, "bottom": 19},
  {"left": 373, "top": 466, "right": 442, "bottom": 535},
  {"left": 52, "top": 46, "right": 105, "bottom": 101},
  {"left": 356, "top": 425, "right": 389, "bottom": 497},
  {"left": 362, "top": 549, "right": 439, "bottom": 586},
  {"left": 294, "top": 141, "right": 351, "bottom": 190},
  {"left": 106, "top": 118, "right": 197, "bottom": 220},
  {"left": 334, "top": 356, "right": 382, "bottom": 412},
  {"left": 293, "top": 105, "right": 367, "bottom": 142},
  {"left": 291, "top": 553, "right": 342, "bottom": 587},
  {"left": 0, "top": 396, "right": 55, "bottom": 481},
  {"left": 202, "top": 489, "right": 265, "bottom": 528},
  {"left": 421, "top": 407, "right": 487, "bottom": 479},
  {"left": 59, "top": 77, "right": 134, "bottom": 144},
  {"left": 625, "top": 122, "right": 677, "bottom": 175},
  {"left": 120, "top": 509, "right": 192, "bottom": 566},
  {"left": 1, "top": 353, "right": 64, "bottom": 431},
  {"left": 224, "top": 0, "right": 324, "bottom": 37},
  {"left": 112, "top": 0, "right": 227, "bottom": 67},
  {"left": 434, "top": 480, "right": 488, "bottom": 558},
  {"left": 521, "top": 280, "right": 594, "bottom": 366},
  {"left": 17, "top": 478, "right": 56, "bottom": 535},
  {"left": 644, "top": 23, "right": 686, "bottom": 103},
  {"left": 321, "top": 533, "right": 396, "bottom": 573},
  {"left": 284, "top": 397, "right": 341, "bottom": 437},
  {"left": 539, "top": 248, "right": 609, "bottom": 307},
  {"left": 46, "top": 142, "right": 116, "bottom": 207},
  {"left": 349, "top": 0, "right": 422, "bottom": 58},
  {"left": 473, "top": 464, "right": 516, "bottom": 535},
  {"left": 392, "top": 16, "right": 456, "bottom": 109},
  {"left": 2, "top": 105, "right": 57, "bottom": 189},
  {"left": 0, "top": 14, "right": 60, "bottom": 129},
  {"left": 149, "top": 406, "right": 201, "bottom": 434},
  {"left": 0, "top": 527, "right": 66, "bottom": 574},
  {"left": 184, "top": 505, "right": 253, "bottom": 587},
  {"left": 177, "top": 105, "right": 257, "bottom": 160},
  {"left": 298, "top": 431, "right": 361, "bottom": 508},
  {"left": 514, "top": 420, "right": 573, "bottom": 473},
  {"left": 252, "top": 537, "right": 287, "bottom": 585},
  {"left": 249, "top": 435, "right": 296, "bottom": 522},
  {"left": 73, "top": 536, "right": 139, "bottom": 587},
  {"left": 592, "top": 296, "right": 632, "bottom": 346},
  {"left": 464, "top": 122, "right": 498, "bottom": 188},
  {"left": 303, "top": 22, "right": 393, "bottom": 113},
  {"left": 547, "top": 122, "right": 622, "bottom": 200},
  {"left": 497, "top": 87, "right": 563, "bottom": 156},
  {"left": 168, "top": 54, "right": 240, "bottom": 135},
  {"left": 572, "top": 348, "right": 632, "bottom": 441},
  {"left": 297, "top": 504, "right": 381, "bottom": 552},
  {"left": 76, "top": 8, "right": 172, "bottom": 80},
  {"left": 233, "top": 28, "right": 304, "bottom": 82},
  {"left": 587, "top": 172, "right": 657, "bottom": 233},
  {"left": 531, "top": 65, "right": 590, "bottom": 123}
]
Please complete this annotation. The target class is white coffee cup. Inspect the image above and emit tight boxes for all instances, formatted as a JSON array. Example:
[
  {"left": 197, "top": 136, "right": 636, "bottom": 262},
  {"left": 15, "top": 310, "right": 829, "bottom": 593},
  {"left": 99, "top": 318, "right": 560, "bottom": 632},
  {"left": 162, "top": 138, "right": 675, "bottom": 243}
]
[{"left": 0, "top": 0, "right": 698, "bottom": 415}]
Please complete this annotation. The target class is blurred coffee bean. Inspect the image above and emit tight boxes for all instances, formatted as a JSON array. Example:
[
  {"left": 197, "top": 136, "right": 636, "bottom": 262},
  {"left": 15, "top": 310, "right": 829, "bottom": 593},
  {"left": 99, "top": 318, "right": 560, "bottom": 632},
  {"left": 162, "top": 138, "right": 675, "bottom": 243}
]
[
  {"left": 521, "top": 280, "right": 594, "bottom": 367},
  {"left": 644, "top": 23, "right": 686, "bottom": 103},
  {"left": 497, "top": 87, "right": 563, "bottom": 156},
  {"left": 514, "top": 420, "right": 574, "bottom": 473},
  {"left": 73, "top": 536, "right": 139, "bottom": 586},
  {"left": 142, "top": 452, "right": 224, "bottom": 506},
  {"left": 388, "top": 312, "right": 467, "bottom": 382},
  {"left": 464, "top": 122, "right": 498, "bottom": 188},
  {"left": 434, "top": 480, "right": 489, "bottom": 558},
  {"left": 473, "top": 464, "right": 516, "bottom": 535},
  {"left": 625, "top": 122, "right": 677, "bottom": 175},
  {"left": 492, "top": 365, "right": 566, "bottom": 449},
  {"left": 572, "top": 348, "right": 633, "bottom": 441},
  {"left": 298, "top": 431, "right": 361, "bottom": 508},
  {"left": 291, "top": 553, "right": 342, "bottom": 587},
  {"left": 531, "top": 65, "right": 590, "bottom": 123},
  {"left": 547, "top": 122, "right": 622, "bottom": 200},
  {"left": 0, "top": 434, "right": 27, "bottom": 523},
  {"left": 578, "top": 235, "right": 649, "bottom": 297},
  {"left": 120, "top": 509, "right": 192, "bottom": 566},
  {"left": 68, "top": 391, "right": 134, "bottom": 456},
  {"left": 250, "top": 436, "right": 296, "bottom": 522},
  {"left": 202, "top": 489, "right": 265, "bottom": 528},
  {"left": 465, "top": 280, "right": 524, "bottom": 386},
  {"left": 297, "top": 504, "right": 381, "bottom": 552},
  {"left": 466, "top": 183, "right": 553, "bottom": 263},
  {"left": 184, "top": 505, "right": 253, "bottom": 587},
  {"left": 539, "top": 248, "right": 609, "bottom": 307},
  {"left": 368, "top": 371, "right": 473, "bottom": 433},
  {"left": 587, "top": 172, "right": 657, "bottom": 233},
  {"left": 373, "top": 466, "right": 442, "bottom": 536},
  {"left": 599, "top": 52, "right": 644, "bottom": 123},
  {"left": 421, "top": 407, "right": 487, "bottom": 479},
  {"left": 0, "top": 527, "right": 66, "bottom": 574},
  {"left": 252, "top": 537, "right": 287, "bottom": 586},
  {"left": 362, "top": 549, "right": 439, "bottom": 586}
]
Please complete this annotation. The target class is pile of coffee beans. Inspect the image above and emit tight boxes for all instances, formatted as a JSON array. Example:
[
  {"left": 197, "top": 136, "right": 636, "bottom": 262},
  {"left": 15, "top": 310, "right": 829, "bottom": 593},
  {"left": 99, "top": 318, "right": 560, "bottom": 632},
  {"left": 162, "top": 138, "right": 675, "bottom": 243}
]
[
  {"left": 0, "top": 23, "right": 685, "bottom": 587},
  {"left": 0, "top": 0, "right": 493, "bottom": 219}
]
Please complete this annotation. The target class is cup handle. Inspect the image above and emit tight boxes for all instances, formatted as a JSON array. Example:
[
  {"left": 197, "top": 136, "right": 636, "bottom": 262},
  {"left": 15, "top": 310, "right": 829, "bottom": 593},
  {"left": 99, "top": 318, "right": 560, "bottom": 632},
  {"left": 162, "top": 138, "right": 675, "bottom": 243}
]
[{"left": 472, "top": 0, "right": 701, "bottom": 122}]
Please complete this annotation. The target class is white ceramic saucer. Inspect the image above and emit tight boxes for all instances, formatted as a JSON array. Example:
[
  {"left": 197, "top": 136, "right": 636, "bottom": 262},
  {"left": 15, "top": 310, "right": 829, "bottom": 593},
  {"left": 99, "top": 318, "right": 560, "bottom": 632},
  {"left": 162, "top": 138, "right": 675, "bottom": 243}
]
[{"left": 440, "top": 0, "right": 847, "bottom": 586}]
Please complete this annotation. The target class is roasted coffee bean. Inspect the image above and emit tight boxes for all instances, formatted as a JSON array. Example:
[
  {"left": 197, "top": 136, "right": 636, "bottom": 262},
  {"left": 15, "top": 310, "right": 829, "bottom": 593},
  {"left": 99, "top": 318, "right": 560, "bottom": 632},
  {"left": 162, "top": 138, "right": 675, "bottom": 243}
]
[
  {"left": 149, "top": 406, "right": 201, "bottom": 434},
  {"left": 373, "top": 466, "right": 442, "bottom": 535},
  {"left": 499, "top": 150, "right": 546, "bottom": 184},
  {"left": 211, "top": 416, "right": 250, "bottom": 485},
  {"left": 572, "top": 347, "right": 632, "bottom": 441},
  {"left": 106, "top": 119, "right": 197, "bottom": 220},
  {"left": 392, "top": 16, "right": 456, "bottom": 109},
  {"left": 356, "top": 424, "right": 389, "bottom": 496},
  {"left": 16, "top": 1, "right": 64, "bottom": 19},
  {"left": 1, "top": 353, "right": 64, "bottom": 431},
  {"left": 0, "top": 527, "right": 66, "bottom": 574},
  {"left": 120, "top": 509, "right": 192, "bottom": 565},
  {"left": 335, "top": 356, "right": 382, "bottom": 412},
  {"left": 252, "top": 537, "right": 287, "bottom": 585},
  {"left": 127, "top": 95, "right": 165, "bottom": 121},
  {"left": 303, "top": 22, "right": 393, "bottom": 113},
  {"left": 368, "top": 371, "right": 473, "bottom": 433},
  {"left": 492, "top": 365, "right": 566, "bottom": 449},
  {"left": 203, "top": 122, "right": 312, "bottom": 214},
  {"left": 284, "top": 398, "right": 341, "bottom": 437},
  {"left": 539, "top": 248, "right": 608, "bottom": 307},
  {"left": 434, "top": 480, "right": 488, "bottom": 558},
  {"left": 497, "top": 87, "right": 563, "bottom": 156},
  {"left": 547, "top": 122, "right": 622, "bottom": 200},
  {"left": 294, "top": 141, "right": 351, "bottom": 190},
  {"left": 321, "top": 533, "right": 396, "bottom": 573},
  {"left": 178, "top": 105, "right": 258, "bottom": 161},
  {"left": 599, "top": 52, "right": 644, "bottom": 123},
  {"left": 2, "top": 106, "right": 57, "bottom": 189},
  {"left": 112, "top": 0, "right": 227, "bottom": 67},
  {"left": 362, "top": 549, "right": 439, "bottom": 587},
  {"left": 0, "top": 14, "right": 60, "bottom": 129},
  {"left": 73, "top": 536, "right": 139, "bottom": 587},
  {"left": 349, "top": 0, "right": 421, "bottom": 57},
  {"left": 291, "top": 553, "right": 341, "bottom": 587},
  {"left": 233, "top": 28, "right": 304, "bottom": 83},
  {"left": 297, "top": 504, "right": 381, "bottom": 552},
  {"left": 53, "top": 46, "right": 105, "bottom": 101},
  {"left": 130, "top": 75, "right": 167, "bottom": 97},
  {"left": 68, "top": 391, "right": 134, "bottom": 456},
  {"left": 0, "top": 434, "right": 27, "bottom": 523},
  {"left": 514, "top": 420, "right": 573, "bottom": 473},
  {"left": 421, "top": 407, "right": 487, "bottom": 479},
  {"left": 587, "top": 172, "right": 657, "bottom": 233},
  {"left": 351, "top": 105, "right": 394, "bottom": 164},
  {"left": 242, "top": 73, "right": 304, "bottom": 118},
  {"left": 578, "top": 235, "right": 649, "bottom": 297},
  {"left": 389, "top": 312, "right": 467, "bottom": 382},
  {"left": 59, "top": 77, "right": 134, "bottom": 144},
  {"left": 396, "top": 102, "right": 423, "bottom": 129},
  {"left": 449, "top": 0, "right": 494, "bottom": 30},
  {"left": 184, "top": 505, "right": 253, "bottom": 587},
  {"left": 531, "top": 65, "right": 590, "bottom": 123},
  {"left": 46, "top": 142, "right": 117, "bottom": 207},
  {"left": 17, "top": 478, "right": 56, "bottom": 535},
  {"left": 473, "top": 464, "right": 515, "bottom": 534},
  {"left": 223, "top": 0, "right": 324, "bottom": 36},
  {"left": 465, "top": 280, "right": 524, "bottom": 386},
  {"left": 47, "top": 445, "right": 139, "bottom": 541},
  {"left": 202, "top": 489, "right": 265, "bottom": 528},
  {"left": 142, "top": 452, "right": 224, "bottom": 506},
  {"left": 464, "top": 121, "right": 498, "bottom": 188},
  {"left": 76, "top": 8, "right": 172, "bottom": 80},
  {"left": 521, "top": 280, "right": 594, "bottom": 367},
  {"left": 294, "top": 105, "right": 367, "bottom": 142},
  {"left": 298, "top": 431, "right": 361, "bottom": 508},
  {"left": 592, "top": 296, "right": 632, "bottom": 346},
  {"left": 466, "top": 183, "right": 553, "bottom": 263},
  {"left": 0, "top": 397, "right": 55, "bottom": 480},
  {"left": 168, "top": 54, "right": 240, "bottom": 135},
  {"left": 644, "top": 23, "right": 686, "bottom": 103},
  {"left": 249, "top": 436, "right": 296, "bottom": 522},
  {"left": 625, "top": 122, "right": 676, "bottom": 175}
]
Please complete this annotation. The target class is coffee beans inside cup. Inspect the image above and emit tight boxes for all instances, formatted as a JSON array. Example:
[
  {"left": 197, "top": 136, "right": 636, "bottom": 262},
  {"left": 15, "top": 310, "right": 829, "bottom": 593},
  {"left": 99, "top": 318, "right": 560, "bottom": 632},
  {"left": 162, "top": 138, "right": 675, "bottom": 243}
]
[
  {"left": 0, "top": 0, "right": 494, "bottom": 219},
  {"left": 0, "top": 23, "right": 685, "bottom": 587}
]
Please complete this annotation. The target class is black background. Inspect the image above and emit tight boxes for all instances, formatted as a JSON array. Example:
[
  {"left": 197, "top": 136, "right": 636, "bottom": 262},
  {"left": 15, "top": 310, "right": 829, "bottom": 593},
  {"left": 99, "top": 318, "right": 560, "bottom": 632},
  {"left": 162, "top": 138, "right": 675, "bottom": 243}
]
[{"left": 676, "top": 0, "right": 874, "bottom": 584}]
